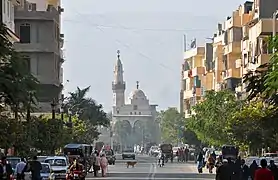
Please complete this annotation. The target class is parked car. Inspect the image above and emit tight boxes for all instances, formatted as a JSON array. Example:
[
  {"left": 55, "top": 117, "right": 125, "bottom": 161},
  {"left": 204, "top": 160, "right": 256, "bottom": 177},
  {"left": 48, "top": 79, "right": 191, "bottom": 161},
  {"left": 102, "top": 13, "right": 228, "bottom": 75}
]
[
  {"left": 44, "top": 156, "right": 69, "bottom": 180},
  {"left": 37, "top": 156, "right": 48, "bottom": 163},
  {"left": 122, "top": 149, "right": 136, "bottom": 160},
  {"left": 6, "top": 156, "right": 21, "bottom": 172}
]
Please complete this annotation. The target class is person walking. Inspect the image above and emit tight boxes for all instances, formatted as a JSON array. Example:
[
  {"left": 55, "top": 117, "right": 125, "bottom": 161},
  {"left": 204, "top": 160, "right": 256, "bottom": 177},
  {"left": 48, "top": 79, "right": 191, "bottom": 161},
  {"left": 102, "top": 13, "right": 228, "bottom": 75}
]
[
  {"left": 254, "top": 159, "right": 274, "bottom": 180},
  {"left": 250, "top": 160, "right": 259, "bottom": 180},
  {"left": 25, "top": 156, "right": 42, "bottom": 180},
  {"left": 268, "top": 160, "right": 278, "bottom": 180},
  {"left": 93, "top": 152, "right": 101, "bottom": 177},
  {"left": 100, "top": 154, "right": 108, "bottom": 177},
  {"left": 15, "top": 158, "right": 26, "bottom": 180}
]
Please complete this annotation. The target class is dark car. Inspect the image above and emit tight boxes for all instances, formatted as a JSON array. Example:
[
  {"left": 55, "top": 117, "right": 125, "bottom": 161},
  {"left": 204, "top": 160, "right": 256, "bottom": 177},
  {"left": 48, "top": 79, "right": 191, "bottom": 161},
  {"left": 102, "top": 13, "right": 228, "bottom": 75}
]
[{"left": 122, "top": 149, "right": 135, "bottom": 160}]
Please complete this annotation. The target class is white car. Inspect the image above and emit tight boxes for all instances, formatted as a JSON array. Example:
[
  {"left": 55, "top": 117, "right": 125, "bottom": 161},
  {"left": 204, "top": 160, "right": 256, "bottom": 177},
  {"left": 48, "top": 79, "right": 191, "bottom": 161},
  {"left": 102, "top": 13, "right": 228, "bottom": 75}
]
[{"left": 44, "top": 156, "right": 69, "bottom": 179}]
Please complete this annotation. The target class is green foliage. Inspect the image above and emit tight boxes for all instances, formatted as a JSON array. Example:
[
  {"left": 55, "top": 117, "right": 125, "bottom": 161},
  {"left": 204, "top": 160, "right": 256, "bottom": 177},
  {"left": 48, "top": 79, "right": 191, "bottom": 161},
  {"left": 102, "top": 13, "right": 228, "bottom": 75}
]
[
  {"left": 159, "top": 107, "right": 200, "bottom": 145},
  {"left": 187, "top": 90, "right": 242, "bottom": 146},
  {"left": 64, "top": 86, "right": 110, "bottom": 144},
  {"left": 0, "top": 23, "right": 39, "bottom": 115}
]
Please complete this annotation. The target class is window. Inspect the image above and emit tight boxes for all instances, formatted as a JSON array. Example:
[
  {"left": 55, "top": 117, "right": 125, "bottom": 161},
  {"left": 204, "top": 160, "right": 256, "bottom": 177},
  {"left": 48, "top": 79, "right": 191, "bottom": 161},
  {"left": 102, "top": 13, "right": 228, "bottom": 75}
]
[
  {"left": 19, "top": 23, "right": 31, "bottom": 43},
  {"left": 117, "top": 110, "right": 119, "bottom": 114},
  {"left": 31, "top": 3, "right": 36, "bottom": 11},
  {"left": 130, "top": 112, "right": 132, "bottom": 115},
  {"left": 139, "top": 112, "right": 141, "bottom": 115},
  {"left": 134, "top": 112, "right": 136, "bottom": 115},
  {"left": 133, "top": 105, "right": 138, "bottom": 110}
]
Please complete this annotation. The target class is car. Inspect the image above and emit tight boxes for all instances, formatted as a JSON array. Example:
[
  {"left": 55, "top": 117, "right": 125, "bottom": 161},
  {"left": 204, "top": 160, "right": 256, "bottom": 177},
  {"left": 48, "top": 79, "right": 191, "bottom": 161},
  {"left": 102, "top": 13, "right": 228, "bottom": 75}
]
[
  {"left": 122, "top": 149, "right": 136, "bottom": 160},
  {"left": 148, "top": 146, "right": 160, "bottom": 156},
  {"left": 6, "top": 156, "right": 21, "bottom": 172},
  {"left": 37, "top": 156, "right": 48, "bottom": 163},
  {"left": 25, "top": 163, "right": 53, "bottom": 180},
  {"left": 44, "top": 156, "right": 69, "bottom": 180}
]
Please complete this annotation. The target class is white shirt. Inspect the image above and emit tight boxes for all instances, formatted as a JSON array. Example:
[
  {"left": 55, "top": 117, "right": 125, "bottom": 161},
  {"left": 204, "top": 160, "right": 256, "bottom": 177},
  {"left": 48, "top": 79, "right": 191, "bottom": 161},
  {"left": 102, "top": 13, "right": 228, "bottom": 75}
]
[{"left": 15, "top": 161, "right": 26, "bottom": 174}]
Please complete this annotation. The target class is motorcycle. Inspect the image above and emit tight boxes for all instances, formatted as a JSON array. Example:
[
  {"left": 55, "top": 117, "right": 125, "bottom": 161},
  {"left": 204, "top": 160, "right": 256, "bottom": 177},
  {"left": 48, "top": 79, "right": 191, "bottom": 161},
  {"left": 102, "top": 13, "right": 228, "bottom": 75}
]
[{"left": 66, "top": 170, "right": 86, "bottom": 180}]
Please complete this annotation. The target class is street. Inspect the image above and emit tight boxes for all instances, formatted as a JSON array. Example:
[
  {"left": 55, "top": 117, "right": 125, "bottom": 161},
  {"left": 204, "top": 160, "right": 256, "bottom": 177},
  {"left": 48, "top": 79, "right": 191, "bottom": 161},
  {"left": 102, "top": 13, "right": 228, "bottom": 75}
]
[{"left": 87, "top": 154, "right": 216, "bottom": 180}]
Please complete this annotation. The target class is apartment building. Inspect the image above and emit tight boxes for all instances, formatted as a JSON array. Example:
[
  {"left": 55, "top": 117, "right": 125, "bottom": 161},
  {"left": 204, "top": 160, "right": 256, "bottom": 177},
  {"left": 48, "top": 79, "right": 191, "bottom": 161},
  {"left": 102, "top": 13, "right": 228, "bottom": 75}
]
[
  {"left": 13, "top": 0, "right": 64, "bottom": 112},
  {"left": 236, "top": 0, "right": 278, "bottom": 96},
  {"left": 1, "top": 0, "right": 21, "bottom": 42},
  {"left": 181, "top": 43, "right": 213, "bottom": 118},
  {"left": 180, "top": 0, "right": 278, "bottom": 118}
]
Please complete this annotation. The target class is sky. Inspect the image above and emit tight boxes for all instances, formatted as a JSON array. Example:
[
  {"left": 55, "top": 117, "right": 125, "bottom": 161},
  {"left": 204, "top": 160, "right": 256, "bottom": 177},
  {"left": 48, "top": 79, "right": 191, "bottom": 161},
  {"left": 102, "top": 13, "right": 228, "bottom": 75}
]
[{"left": 61, "top": 0, "right": 247, "bottom": 112}]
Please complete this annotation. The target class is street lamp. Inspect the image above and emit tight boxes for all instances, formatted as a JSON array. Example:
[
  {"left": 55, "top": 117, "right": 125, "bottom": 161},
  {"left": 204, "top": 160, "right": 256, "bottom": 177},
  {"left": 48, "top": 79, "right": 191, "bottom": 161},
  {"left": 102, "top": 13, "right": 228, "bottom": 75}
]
[
  {"left": 273, "top": 10, "right": 278, "bottom": 52},
  {"left": 68, "top": 109, "right": 73, "bottom": 128},
  {"left": 50, "top": 99, "right": 56, "bottom": 119}
]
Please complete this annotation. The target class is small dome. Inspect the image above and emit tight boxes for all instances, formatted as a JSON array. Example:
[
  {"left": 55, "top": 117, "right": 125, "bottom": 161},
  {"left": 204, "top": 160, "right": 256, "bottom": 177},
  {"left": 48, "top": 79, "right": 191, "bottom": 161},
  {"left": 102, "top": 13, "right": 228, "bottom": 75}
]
[{"left": 129, "top": 89, "right": 146, "bottom": 99}]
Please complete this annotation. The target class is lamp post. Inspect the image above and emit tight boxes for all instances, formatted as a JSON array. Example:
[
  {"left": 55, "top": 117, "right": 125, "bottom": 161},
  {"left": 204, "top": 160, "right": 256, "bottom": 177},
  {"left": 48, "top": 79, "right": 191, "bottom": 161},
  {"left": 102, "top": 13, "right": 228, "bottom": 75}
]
[
  {"left": 273, "top": 10, "right": 278, "bottom": 52},
  {"left": 68, "top": 109, "right": 72, "bottom": 128},
  {"left": 50, "top": 99, "right": 56, "bottom": 119}
]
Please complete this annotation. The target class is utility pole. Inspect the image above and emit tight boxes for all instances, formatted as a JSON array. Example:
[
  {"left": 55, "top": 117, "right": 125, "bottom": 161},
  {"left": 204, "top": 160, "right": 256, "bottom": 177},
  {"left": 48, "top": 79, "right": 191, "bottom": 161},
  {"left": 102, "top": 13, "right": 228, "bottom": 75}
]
[{"left": 273, "top": 10, "right": 278, "bottom": 53}]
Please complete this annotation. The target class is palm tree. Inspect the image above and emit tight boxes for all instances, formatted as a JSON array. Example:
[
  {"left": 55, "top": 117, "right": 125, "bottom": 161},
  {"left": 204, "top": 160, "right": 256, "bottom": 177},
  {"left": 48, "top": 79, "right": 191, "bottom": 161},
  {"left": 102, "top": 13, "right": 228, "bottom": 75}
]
[{"left": 65, "top": 86, "right": 110, "bottom": 143}]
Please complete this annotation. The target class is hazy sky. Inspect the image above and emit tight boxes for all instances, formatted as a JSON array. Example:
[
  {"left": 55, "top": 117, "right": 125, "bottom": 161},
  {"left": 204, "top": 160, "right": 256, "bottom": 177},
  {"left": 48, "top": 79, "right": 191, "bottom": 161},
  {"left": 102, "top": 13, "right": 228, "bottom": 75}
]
[{"left": 61, "top": 0, "right": 246, "bottom": 111}]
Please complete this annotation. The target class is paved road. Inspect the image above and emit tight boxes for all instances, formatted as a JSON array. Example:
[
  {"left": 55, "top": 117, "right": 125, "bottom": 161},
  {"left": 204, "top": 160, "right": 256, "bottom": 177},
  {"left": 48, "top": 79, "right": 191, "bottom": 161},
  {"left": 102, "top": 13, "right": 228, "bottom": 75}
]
[{"left": 87, "top": 154, "right": 216, "bottom": 180}]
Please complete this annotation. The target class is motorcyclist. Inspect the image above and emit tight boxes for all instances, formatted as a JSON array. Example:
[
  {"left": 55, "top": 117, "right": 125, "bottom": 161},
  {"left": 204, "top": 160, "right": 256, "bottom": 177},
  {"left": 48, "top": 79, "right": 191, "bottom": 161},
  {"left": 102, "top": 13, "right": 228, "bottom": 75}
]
[{"left": 68, "top": 158, "right": 85, "bottom": 180}]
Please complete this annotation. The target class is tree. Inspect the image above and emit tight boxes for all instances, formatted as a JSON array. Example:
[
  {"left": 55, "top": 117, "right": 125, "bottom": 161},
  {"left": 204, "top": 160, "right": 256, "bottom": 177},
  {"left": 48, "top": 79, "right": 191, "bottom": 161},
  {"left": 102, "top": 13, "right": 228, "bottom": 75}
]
[
  {"left": 65, "top": 86, "right": 110, "bottom": 143},
  {"left": 187, "top": 90, "right": 242, "bottom": 146},
  {"left": 0, "top": 23, "right": 39, "bottom": 117},
  {"left": 244, "top": 36, "right": 278, "bottom": 105},
  {"left": 159, "top": 107, "right": 199, "bottom": 145}
]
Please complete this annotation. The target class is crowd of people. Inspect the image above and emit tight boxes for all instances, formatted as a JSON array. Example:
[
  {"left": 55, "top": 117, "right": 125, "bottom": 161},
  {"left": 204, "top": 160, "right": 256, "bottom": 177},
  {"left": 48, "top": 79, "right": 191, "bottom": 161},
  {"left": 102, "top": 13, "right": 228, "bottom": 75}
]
[{"left": 175, "top": 147, "right": 190, "bottom": 162}]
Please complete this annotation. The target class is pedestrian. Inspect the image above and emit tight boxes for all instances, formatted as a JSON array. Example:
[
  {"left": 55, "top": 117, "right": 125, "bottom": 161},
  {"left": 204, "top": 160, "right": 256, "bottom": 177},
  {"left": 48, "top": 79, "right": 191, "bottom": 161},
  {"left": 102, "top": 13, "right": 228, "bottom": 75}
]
[
  {"left": 241, "top": 159, "right": 250, "bottom": 180},
  {"left": 0, "top": 156, "right": 13, "bottom": 180},
  {"left": 254, "top": 159, "right": 274, "bottom": 180},
  {"left": 15, "top": 158, "right": 26, "bottom": 180},
  {"left": 100, "top": 154, "right": 108, "bottom": 177},
  {"left": 196, "top": 152, "right": 203, "bottom": 173},
  {"left": 250, "top": 160, "right": 259, "bottom": 180},
  {"left": 216, "top": 159, "right": 232, "bottom": 180},
  {"left": 93, "top": 152, "right": 100, "bottom": 177},
  {"left": 25, "top": 156, "right": 42, "bottom": 180},
  {"left": 268, "top": 160, "right": 278, "bottom": 180}
]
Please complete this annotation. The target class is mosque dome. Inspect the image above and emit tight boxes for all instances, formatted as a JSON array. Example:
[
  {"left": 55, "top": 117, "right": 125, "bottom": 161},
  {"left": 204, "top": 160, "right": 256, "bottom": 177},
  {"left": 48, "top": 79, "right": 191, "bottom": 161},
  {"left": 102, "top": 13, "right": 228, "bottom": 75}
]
[{"left": 129, "top": 89, "right": 146, "bottom": 99}]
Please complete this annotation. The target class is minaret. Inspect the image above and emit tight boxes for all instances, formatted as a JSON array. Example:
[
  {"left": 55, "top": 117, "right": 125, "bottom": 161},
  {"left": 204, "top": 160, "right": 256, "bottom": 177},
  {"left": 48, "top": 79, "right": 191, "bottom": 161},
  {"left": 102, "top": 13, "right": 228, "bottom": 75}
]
[{"left": 112, "top": 50, "right": 126, "bottom": 107}]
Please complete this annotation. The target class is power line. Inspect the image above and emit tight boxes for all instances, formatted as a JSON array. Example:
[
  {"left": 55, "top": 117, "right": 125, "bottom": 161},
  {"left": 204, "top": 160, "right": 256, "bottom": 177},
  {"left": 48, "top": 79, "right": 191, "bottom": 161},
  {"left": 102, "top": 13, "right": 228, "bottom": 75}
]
[
  {"left": 67, "top": 10, "right": 176, "bottom": 72},
  {"left": 62, "top": 19, "right": 209, "bottom": 32}
]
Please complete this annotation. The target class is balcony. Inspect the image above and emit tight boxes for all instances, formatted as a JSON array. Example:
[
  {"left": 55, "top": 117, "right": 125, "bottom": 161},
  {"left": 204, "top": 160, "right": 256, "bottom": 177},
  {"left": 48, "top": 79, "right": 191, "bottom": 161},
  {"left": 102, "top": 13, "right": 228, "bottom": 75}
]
[
  {"left": 183, "top": 90, "right": 193, "bottom": 99},
  {"left": 59, "top": 67, "right": 63, "bottom": 84},
  {"left": 193, "top": 87, "right": 202, "bottom": 97},
  {"left": 252, "top": 19, "right": 278, "bottom": 37},
  {"left": 223, "top": 42, "right": 241, "bottom": 55},
  {"left": 223, "top": 68, "right": 241, "bottom": 79},
  {"left": 225, "top": 13, "right": 241, "bottom": 30},
  {"left": 184, "top": 110, "right": 191, "bottom": 118},
  {"left": 192, "top": 67, "right": 205, "bottom": 77},
  {"left": 184, "top": 47, "right": 205, "bottom": 60},
  {"left": 183, "top": 70, "right": 192, "bottom": 79},
  {"left": 257, "top": 54, "right": 270, "bottom": 65}
]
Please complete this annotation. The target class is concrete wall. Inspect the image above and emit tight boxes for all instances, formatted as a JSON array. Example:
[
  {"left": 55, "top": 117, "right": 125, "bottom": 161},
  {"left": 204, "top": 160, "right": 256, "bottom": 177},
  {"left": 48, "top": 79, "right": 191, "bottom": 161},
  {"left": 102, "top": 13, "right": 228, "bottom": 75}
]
[{"left": 259, "top": 0, "right": 278, "bottom": 19}]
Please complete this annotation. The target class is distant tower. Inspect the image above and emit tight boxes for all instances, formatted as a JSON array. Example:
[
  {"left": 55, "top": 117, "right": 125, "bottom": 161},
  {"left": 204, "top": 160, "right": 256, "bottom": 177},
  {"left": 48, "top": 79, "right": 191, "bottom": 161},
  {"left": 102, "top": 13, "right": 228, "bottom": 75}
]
[{"left": 112, "top": 50, "right": 126, "bottom": 107}]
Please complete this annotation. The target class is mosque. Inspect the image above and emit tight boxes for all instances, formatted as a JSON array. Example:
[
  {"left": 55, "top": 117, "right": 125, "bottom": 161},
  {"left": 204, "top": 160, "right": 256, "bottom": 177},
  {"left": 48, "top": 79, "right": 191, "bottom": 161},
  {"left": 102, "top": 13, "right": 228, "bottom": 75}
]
[{"left": 111, "top": 50, "right": 158, "bottom": 128}]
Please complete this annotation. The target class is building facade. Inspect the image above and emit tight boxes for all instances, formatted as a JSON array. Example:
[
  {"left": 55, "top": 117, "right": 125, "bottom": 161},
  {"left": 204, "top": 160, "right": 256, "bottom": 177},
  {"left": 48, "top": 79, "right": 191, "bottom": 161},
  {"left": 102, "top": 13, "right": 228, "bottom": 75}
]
[
  {"left": 1, "top": 0, "right": 20, "bottom": 42},
  {"left": 180, "top": 0, "right": 278, "bottom": 118},
  {"left": 13, "top": 0, "right": 64, "bottom": 112},
  {"left": 181, "top": 44, "right": 213, "bottom": 118},
  {"left": 111, "top": 51, "right": 158, "bottom": 129}
]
